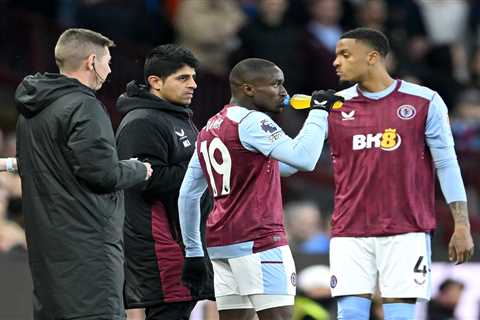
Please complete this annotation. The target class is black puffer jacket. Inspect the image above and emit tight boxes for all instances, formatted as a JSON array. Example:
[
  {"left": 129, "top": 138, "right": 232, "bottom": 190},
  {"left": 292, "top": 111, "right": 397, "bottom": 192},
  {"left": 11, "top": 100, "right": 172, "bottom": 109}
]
[
  {"left": 116, "top": 81, "right": 214, "bottom": 308},
  {"left": 15, "top": 73, "right": 147, "bottom": 320}
]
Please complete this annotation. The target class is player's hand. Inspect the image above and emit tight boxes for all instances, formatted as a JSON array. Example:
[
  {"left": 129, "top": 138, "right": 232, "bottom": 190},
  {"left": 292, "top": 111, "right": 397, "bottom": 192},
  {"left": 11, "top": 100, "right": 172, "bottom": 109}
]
[
  {"left": 310, "top": 89, "right": 344, "bottom": 112},
  {"left": 182, "top": 256, "right": 208, "bottom": 289},
  {"left": 143, "top": 162, "right": 153, "bottom": 180},
  {"left": 448, "top": 225, "right": 474, "bottom": 264}
]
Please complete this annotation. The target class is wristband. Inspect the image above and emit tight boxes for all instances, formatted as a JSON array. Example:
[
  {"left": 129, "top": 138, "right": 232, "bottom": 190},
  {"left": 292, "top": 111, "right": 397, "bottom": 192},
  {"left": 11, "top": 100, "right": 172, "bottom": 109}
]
[{"left": 5, "top": 158, "right": 15, "bottom": 174}]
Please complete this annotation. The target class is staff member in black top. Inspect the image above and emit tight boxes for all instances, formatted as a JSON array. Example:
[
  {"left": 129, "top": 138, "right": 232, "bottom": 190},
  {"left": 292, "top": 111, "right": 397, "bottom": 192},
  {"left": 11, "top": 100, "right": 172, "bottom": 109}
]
[{"left": 116, "top": 44, "right": 214, "bottom": 320}]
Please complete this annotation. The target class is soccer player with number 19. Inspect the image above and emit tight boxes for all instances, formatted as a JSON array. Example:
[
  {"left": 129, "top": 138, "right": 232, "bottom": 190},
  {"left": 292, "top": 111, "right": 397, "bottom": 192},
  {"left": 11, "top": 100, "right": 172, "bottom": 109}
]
[
  {"left": 328, "top": 28, "right": 474, "bottom": 320},
  {"left": 178, "top": 58, "right": 343, "bottom": 320}
]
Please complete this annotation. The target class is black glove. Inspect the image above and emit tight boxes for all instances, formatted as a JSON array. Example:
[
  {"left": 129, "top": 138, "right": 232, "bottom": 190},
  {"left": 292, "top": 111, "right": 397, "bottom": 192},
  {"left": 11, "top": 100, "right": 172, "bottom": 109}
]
[
  {"left": 310, "top": 89, "right": 345, "bottom": 112},
  {"left": 182, "top": 256, "right": 208, "bottom": 289}
]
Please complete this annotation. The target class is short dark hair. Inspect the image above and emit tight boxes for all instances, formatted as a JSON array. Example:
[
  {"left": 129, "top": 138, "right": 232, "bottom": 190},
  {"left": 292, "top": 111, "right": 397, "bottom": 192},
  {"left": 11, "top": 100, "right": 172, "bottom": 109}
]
[
  {"left": 55, "top": 28, "right": 115, "bottom": 72},
  {"left": 229, "top": 58, "right": 277, "bottom": 85},
  {"left": 340, "top": 27, "right": 390, "bottom": 57},
  {"left": 144, "top": 44, "right": 198, "bottom": 83}
]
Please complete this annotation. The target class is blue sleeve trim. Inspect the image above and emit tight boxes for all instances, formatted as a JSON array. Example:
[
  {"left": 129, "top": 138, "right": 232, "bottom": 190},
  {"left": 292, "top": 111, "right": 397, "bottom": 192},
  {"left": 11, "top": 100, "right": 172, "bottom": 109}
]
[{"left": 207, "top": 241, "right": 254, "bottom": 259}]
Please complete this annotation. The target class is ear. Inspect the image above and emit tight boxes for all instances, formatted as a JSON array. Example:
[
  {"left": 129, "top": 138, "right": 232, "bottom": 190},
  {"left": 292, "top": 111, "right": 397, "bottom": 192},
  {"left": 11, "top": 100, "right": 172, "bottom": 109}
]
[
  {"left": 243, "top": 84, "right": 255, "bottom": 97},
  {"left": 147, "top": 75, "right": 163, "bottom": 90},
  {"left": 86, "top": 54, "right": 95, "bottom": 71},
  {"left": 367, "top": 51, "right": 379, "bottom": 65}
]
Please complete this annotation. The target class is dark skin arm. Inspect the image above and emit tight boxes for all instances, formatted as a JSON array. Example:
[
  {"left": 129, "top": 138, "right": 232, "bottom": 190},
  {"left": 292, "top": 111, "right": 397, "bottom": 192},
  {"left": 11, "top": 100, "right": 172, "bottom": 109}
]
[{"left": 448, "top": 201, "right": 475, "bottom": 264}]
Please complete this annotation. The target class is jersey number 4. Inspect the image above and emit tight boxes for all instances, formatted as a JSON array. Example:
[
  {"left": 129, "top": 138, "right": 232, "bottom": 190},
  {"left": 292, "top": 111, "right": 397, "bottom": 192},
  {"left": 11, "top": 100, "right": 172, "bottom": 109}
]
[
  {"left": 414, "top": 256, "right": 428, "bottom": 275},
  {"left": 200, "top": 138, "right": 232, "bottom": 197}
]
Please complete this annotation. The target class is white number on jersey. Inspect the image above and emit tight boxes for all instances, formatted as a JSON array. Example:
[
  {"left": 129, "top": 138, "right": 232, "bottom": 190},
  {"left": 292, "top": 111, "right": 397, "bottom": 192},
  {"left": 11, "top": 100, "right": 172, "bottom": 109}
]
[{"left": 199, "top": 138, "right": 232, "bottom": 197}]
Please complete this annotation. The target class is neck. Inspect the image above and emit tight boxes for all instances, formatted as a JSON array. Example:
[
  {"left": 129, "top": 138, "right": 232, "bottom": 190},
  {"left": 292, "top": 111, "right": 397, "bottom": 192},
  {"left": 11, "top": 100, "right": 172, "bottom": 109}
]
[
  {"left": 230, "top": 96, "right": 255, "bottom": 110},
  {"left": 62, "top": 70, "right": 95, "bottom": 90},
  {"left": 149, "top": 87, "right": 164, "bottom": 100},
  {"left": 358, "top": 68, "right": 394, "bottom": 92}
]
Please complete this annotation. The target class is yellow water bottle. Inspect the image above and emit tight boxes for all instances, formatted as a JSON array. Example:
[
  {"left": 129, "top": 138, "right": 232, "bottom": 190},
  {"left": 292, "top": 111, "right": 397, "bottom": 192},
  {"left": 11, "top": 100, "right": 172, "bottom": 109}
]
[
  {"left": 289, "top": 94, "right": 312, "bottom": 109},
  {"left": 284, "top": 94, "right": 343, "bottom": 110}
]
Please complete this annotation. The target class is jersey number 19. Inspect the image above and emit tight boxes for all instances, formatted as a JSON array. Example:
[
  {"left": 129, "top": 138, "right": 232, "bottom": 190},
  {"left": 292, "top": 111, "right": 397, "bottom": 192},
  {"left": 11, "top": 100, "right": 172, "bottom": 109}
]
[{"left": 200, "top": 138, "right": 232, "bottom": 197}]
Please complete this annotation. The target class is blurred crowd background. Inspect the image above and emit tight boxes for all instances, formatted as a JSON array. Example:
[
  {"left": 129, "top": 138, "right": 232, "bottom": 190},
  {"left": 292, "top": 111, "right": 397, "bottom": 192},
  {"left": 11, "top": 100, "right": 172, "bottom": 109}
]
[{"left": 1, "top": 0, "right": 480, "bottom": 319}]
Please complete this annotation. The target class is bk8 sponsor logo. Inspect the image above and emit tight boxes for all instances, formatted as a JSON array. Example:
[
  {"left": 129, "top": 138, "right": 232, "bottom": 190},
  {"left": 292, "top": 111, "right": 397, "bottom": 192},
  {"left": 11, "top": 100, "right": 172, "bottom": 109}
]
[{"left": 352, "top": 128, "right": 401, "bottom": 151}]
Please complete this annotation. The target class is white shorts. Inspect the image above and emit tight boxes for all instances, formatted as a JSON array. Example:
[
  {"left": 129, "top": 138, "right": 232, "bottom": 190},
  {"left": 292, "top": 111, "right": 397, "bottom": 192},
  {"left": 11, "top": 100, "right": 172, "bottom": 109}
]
[
  {"left": 212, "top": 245, "right": 296, "bottom": 311},
  {"left": 329, "top": 232, "right": 431, "bottom": 301}
]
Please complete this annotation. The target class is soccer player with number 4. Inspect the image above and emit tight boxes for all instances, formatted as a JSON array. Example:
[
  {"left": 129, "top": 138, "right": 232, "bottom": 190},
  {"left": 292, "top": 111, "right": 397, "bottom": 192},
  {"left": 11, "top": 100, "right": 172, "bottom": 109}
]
[
  {"left": 178, "top": 58, "right": 343, "bottom": 320},
  {"left": 326, "top": 28, "right": 475, "bottom": 320}
]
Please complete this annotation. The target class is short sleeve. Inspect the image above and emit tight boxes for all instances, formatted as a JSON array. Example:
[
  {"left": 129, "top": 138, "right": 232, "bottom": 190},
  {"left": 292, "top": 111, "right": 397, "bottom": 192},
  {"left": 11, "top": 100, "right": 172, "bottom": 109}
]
[{"left": 238, "top": 111, "right": 290, "bottom": 156}]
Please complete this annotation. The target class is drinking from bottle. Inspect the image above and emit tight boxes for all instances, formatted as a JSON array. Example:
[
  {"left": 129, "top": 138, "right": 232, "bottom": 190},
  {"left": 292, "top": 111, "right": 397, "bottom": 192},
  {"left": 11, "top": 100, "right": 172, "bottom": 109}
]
[{"left": 284, "top": 94, "right": 344, "bottom": 110}]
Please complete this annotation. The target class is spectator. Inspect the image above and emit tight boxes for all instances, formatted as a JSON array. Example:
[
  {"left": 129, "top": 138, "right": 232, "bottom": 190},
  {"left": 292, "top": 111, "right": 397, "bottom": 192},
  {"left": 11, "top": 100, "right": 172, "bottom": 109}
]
[
  {"left": 384, "top": 0, "right": 429, "bottom": 69},
  {"left": 174, "top": 0, "right": 245, "bottom": 77},
  {"left": 416, "top": 0, "right": 470, "bottom": 106},
  {"left": 356, "top": 0, "right": 387, "bottom": 33},
  {"left": 427, "top": 279, "right": 465, "bottom": 320},
  {"left": 354, "top": 0, "right": 398, "bottom": 73},
  {"left": 300, "top": 0, "right": 343, "bottom": 94},
  {"left": 58, "top": 0, "right": 174, "bottom": 46},
  {"left": 285, "top": 200, "right": 330, "bottom": 255},
  {"left": 451, "top": 89, "right": 480, "bottom": 153},
  {"left": 75, "top": 0, "right": 142, "bottom": 43},
  {"left": 234, "top": 0, "right": 303, "bottom": 93}
]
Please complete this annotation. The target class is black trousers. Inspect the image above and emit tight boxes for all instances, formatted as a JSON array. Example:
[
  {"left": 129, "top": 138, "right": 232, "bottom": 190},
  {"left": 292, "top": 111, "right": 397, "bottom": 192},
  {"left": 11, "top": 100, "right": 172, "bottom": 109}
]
[{"left": 145, "top": 301, "right": 197, "bottom": 320}]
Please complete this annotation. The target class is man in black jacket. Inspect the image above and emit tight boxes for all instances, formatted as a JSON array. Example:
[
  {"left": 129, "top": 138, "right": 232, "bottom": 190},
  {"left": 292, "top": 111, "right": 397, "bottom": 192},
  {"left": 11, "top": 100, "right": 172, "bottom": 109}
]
[
  {"left": 115, "top": 44, "right": 214, "bottom": 320},
  {"left": 14, "top": 28, "right": 152, "bottom": 320}
]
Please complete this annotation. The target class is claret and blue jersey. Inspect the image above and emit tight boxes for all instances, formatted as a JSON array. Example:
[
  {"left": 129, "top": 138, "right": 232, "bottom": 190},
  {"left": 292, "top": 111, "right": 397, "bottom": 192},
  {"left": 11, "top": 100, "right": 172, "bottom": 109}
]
[
  {"left": 328, "top": 79, "right": 466, "bottom": 237},
  {"left": 196, "top": 106, "right": 288, "bottom": 258},
  {"left": 179, "top": 104, "right": 329, "bottom": 260}
]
